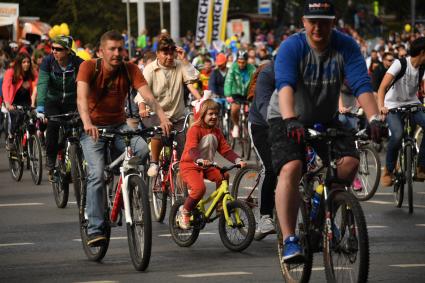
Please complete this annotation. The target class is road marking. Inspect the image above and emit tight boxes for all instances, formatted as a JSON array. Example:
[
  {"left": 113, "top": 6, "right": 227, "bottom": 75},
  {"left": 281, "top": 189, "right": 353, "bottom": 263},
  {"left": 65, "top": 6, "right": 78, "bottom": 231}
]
[
  {"left": 367, "top": 225, "right": 388, "bottom": 229},
  {"left": 0, "top": 242, "right": 34, "bottom": 247},
  {"left": 74, "top": 281, "right": 119, "bottom": 283},
  {"left": 375, "top": 193, "right": 393, "bottom": 196},
  {"left": 416, "top": 192, "right": 425, "bottom": 195},
  {"left": 0, "top": 203, "right": 44, "bottom": 207},
  {"left": 68, "top": 201, "right": 77, "bottom": 204},
  {"left": 415, "top": 224, "right": 425, "bottom": 227},
  {"left": 72, "top": 236, "right": 127, "bottom": 242},
  {"left": 366, "top": 200, "right": 393, "bottom": 205},
  {"left": 178, "top": 271, "right": 252, "bottom": 278},
  {"left": 159, "top": 232, "right": 216, "bottom": 237},
  {"left": 390, "top": 264, "right": 425, "bottom": 268}
]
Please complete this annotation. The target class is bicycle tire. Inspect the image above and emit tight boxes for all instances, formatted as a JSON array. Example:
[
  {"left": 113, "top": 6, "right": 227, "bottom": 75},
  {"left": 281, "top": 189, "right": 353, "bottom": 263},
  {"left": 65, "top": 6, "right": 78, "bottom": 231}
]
[
  {"left": 323, "top": 191, "right": 369, "bottom": 283},
  {"left": 242, "top": 122, "right": 252, "bottom": 160},
  {"left": 169, "top": 199, "right": 200, "bottom": 247},
  {"left": 52, "top": 151, "right": 69, "bottom": 208},
  {"left": 150, "top": 172, "right": 167, "bottom": 222},
  {"left": 127, "top": 175, "right": 152, "bottom": 271},
  {"left": 70, "top": 144, "right": 85, "bottom": 207},
  {"left": 231, "top": 164, "right": 262, "bottom": 237},
  {"left": 8, "top": 135, "right": 24, "bottom": 182},
  {"left": 393, "top": 149, "right": 405, "bottom": 208},
  {"left": 405, "top": 145, "right": 414, "bottom": 214},
  {"left": 28, "top": 135, "right": 43, "bottom": 185},
  {"left": 350, "top": 144, "right": 381, "bottom": 201},
  {"left": 79, "top": 183, "right": 110, "bottom": 262},
  {"left": 218, "top": 200, "right": 255, "bottom": 252},
  {"left": 414, "top": 127, "right": 422, "bottom": 153},
  {"left": 277, "top": 201, "right": 313, "bottom": 283}
]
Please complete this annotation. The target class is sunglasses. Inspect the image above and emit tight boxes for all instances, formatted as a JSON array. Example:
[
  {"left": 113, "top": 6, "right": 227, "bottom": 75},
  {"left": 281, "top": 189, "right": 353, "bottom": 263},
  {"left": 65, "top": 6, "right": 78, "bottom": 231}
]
[{"left": 52, "top": 46, "right": 66, "bottom": 52}]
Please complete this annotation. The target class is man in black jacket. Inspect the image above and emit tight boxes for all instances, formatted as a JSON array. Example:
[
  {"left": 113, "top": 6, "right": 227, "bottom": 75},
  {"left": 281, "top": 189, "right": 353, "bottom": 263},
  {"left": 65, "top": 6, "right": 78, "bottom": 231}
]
[{"left": 372, "top": 52, "right": 394, "bottom": 93}]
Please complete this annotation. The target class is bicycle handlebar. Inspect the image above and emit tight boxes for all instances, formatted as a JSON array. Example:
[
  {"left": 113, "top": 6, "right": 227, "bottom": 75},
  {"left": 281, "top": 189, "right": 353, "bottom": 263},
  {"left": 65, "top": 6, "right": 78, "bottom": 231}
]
[
  {"left": 195, "top": 161, "right": 242, "bottom": 174},
  {"left": 305, "top": 127, "right": 356, "bottom": 141},
  {"left": 99, "top": 126, "right": 163, "bottom": 139},
  {"left": 388, "top": 104, "right": 424, "bottom": 114}
]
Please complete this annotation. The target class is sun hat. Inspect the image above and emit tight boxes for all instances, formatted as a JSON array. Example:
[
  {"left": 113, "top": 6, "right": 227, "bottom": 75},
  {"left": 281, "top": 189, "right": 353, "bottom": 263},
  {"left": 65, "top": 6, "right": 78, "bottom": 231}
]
[
  {"left": 304, "top": 0, "right": 336, "bottom": 19},
  {"left": 52, "top": 35, "right": 73, "bottom": 50},
  {"left": 215, "top": 53, "right": 227, "bottom": 66}
]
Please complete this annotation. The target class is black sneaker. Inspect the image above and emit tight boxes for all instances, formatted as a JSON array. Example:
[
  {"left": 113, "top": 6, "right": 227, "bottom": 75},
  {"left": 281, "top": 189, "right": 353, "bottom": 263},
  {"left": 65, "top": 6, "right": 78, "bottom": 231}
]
[{"left": 87, "top": 233, "right": 107, "bottom": 247}]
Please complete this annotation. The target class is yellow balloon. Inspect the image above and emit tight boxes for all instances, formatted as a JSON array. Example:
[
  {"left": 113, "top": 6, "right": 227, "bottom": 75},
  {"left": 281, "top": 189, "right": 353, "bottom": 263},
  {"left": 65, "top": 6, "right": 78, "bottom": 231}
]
[
  {"left": 59, "top": 23, "right": 70, "bottom": 36},
  {"left": 48, "top": 28, "right": 55, "bottom": 39},
  {"left": 405, "top": 24, "right": 412, "bottom": 33},
  {"left": 76, "top": 50, "right": 91, "bottom": 61},
  {"left": 52, "top": 25, "right": 61, "bottom": 37}
]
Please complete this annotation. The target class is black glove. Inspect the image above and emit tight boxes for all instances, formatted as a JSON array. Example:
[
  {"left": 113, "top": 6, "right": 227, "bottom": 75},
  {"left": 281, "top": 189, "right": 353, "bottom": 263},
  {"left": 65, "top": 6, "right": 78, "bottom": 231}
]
[
  {"left": 369, "top": 119, "right": 386, "bottom": 143},
  {"left": 284, "top": 117, "right": 305, "bottom": 144}
]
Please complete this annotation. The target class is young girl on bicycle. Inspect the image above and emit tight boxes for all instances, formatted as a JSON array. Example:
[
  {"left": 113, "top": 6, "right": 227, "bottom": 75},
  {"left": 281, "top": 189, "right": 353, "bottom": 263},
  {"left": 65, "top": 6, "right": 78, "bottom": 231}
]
[{"left": 178, "top": 99, "right": 246, "bottom": 229}]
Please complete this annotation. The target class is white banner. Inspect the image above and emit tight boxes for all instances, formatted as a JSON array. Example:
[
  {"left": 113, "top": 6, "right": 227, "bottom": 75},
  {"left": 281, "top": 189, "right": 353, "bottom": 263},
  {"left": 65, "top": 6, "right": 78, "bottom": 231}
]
[
  {"left": 195, "top": 0, "right": 212, "bottom": 45},
  {"left": 209, "top": 0, "right": 229, "bottom": 43}
]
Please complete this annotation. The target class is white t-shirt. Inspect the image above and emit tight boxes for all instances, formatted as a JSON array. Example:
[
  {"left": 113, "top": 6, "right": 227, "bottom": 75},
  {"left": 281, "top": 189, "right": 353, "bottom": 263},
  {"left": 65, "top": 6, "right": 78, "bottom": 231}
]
[{"left": 384, "top": 57, "right": 424, "bottom": 109}]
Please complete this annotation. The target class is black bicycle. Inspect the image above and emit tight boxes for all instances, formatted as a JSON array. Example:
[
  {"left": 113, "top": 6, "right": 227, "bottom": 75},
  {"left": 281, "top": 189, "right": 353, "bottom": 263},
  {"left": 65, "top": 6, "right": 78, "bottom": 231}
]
[
  {"left": 48, "top": 112, "right": 83, "bottom": 208},
  {"left": 390, "top": 104, "right": 424, "bottom": 214},
  {"left": 278, "top": 127, "right": 369, "bottom": 283}
]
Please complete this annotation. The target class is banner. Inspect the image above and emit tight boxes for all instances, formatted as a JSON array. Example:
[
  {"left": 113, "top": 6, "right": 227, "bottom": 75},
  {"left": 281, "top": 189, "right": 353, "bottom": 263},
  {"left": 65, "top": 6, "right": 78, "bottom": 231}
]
[
  {"left": 208, "top": 0, "right": 230, "bottom": 44},
  {"left": 195, "top": 0, "right": 212, "bottom": 45}
]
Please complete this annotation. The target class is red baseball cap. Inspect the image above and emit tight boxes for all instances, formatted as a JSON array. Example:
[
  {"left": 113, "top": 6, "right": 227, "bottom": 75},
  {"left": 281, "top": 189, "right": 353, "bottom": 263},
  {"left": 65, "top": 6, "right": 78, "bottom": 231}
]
[{"left": 215, "top": 53, "right": 227, "bottom": 66}]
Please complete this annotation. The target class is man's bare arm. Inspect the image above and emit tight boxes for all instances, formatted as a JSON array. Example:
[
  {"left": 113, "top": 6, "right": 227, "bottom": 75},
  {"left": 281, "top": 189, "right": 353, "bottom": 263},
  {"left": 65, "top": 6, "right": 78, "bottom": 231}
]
[{"left": 278, "top": 86, "right": 297, "bottom": 119}]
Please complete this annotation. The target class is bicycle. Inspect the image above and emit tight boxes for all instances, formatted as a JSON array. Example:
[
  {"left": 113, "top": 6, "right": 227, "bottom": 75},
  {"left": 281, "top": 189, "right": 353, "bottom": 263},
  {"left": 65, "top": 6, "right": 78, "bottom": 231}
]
[
  {"left": 169, "top": 163, "right": 256, "bottom": 251},
  {"left": 229, "top": 100, "right": 253, "bottom": 160},
  {"left": 277, "top": 126, "right": 369, "bottom": 283},
  {"left": 150, "top": 113, "right": 191, "bottom": 222},
  {"left": 6, "top": 105, "right": 43, "bottom": 185},
  {"left": 391, "top": 104, "right": 425, "bottom": 214},
  {"left": 48, "top": 112, "right": 83, "bottom": 208},
  {"left": 79, "top": 126, "right": 160, "bottom": 271}
]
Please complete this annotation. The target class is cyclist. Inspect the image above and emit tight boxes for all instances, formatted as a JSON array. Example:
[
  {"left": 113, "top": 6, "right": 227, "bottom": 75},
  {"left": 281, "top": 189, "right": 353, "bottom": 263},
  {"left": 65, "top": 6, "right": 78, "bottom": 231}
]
[
  {"left": 134, "top": 34, "right": 201, "bottom": 177},
  {"left": 2, "top": 52, "right": 36, "bottom": 150},
  {"left": 247, "top": 61, "right": 277, "bottom": 238},
  {"left": 268, "top": 0, "right": 383, "bottom": 263},
  {"left": 36, "top": 35, "right": 84, "bottom": 182},
  {"left": 178, "top": 99, "right": 247, "bottom": 229},
  {"left": 208, "top": 53, "right": 228, "bottom": 115},
  {"left": 377, "top": 36, "right": 425, "bottom": 186},
  {"left": 224, "top": 50, "right": 256, "bottom": 138},
  {"left": 76, "top": 30, "right": 171, "bottom": 247}
]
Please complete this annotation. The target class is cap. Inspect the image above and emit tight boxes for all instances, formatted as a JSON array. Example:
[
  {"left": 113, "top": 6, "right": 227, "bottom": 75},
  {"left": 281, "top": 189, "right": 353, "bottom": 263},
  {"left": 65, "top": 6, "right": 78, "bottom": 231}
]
[
  {"left": 215, "top": 53, "right": 227, "bottom": 66},
  {"left": 52, "top": 35, "right": 73, "bottom": 50},
  {"left": 304, "top": 0, "right": 336, "bottom": 19},
  {"left": 236, "top": 50, "right": 248, "bottom": 61}
]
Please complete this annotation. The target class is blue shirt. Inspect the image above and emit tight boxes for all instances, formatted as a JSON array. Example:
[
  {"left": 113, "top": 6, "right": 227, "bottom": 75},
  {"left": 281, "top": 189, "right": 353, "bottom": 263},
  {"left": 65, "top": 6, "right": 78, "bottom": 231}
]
[{"left": 268, "top": 30, "right": 372, "bottom": 125}]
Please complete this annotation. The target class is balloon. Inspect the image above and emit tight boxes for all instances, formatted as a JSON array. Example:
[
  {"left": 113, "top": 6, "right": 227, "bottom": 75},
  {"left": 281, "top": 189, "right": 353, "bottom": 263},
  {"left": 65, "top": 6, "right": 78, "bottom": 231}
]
[
  {"left": 48, "top": 28, "right": 55, "bottom": 39},
  {"left": 59, "top": 23, "right": 70, "bottom": 36},
  {"left": 405, "top": 24, "right": 411, "bottom": 33},
  {"left": 76, "top": 50, "right": 91, "bottom": 61}
]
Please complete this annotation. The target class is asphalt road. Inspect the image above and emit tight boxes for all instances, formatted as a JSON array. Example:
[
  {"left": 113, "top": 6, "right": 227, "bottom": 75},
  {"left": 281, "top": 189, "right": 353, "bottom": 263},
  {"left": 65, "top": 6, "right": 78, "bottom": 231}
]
[{"left": 1, "top": 140, "right": 425, "bottom": 283}]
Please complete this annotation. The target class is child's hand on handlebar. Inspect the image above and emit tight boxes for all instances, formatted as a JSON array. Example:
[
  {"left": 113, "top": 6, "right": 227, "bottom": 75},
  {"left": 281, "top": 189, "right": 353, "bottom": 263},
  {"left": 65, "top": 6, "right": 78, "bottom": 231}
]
[
  {"left": 237, "top": 160, "right": 247, "bottom": 168},
  {"left": 196, "top": 159, "right": 212, "bottom": 167}
]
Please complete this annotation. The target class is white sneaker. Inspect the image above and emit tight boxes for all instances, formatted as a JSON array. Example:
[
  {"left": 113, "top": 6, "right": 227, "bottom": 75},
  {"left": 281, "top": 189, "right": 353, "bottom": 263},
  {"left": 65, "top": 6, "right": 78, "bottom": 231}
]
[
  {"left": 254, "top": 215, "right": 276, "bottom": 240},
  {"left": 232, "top": 125, "right": 239, "bottom": 138},
  {"left": 147, "top": 163, "right": 159, "bottom": 177}
]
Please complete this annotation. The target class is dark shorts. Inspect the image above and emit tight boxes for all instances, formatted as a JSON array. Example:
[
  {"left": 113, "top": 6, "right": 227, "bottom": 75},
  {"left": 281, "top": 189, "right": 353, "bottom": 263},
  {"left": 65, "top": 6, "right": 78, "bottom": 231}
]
[
  {"left": 268, "top": 118, "right": 359, "bottom": 176},
  {"left": 232, "top": 95, "right": 248, "bottom": 105}
]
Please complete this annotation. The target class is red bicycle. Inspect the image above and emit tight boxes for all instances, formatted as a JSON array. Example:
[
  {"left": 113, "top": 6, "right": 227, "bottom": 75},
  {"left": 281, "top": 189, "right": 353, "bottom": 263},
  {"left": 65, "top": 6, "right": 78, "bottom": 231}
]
[{"left": 150, "top": 113, "right": 190, "bottom": 222}]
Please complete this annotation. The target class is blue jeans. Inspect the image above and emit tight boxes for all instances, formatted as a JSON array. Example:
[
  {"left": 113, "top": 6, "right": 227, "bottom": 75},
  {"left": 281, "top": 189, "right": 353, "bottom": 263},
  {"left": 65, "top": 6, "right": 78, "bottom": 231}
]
[
  {"left": 80, "top": 123, "right": 149, "bottom": 235},
  {"left": 338, "top": 114, "right": 359, "bottom": 130},
  {"left": 386, "top": 110, "right": 425, "bottom": 172}
]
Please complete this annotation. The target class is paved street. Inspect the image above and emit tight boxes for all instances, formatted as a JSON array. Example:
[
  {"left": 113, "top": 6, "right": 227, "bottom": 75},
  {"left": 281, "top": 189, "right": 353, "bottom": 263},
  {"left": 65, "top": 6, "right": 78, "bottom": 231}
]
[{"left": 1, "top": 141, "right": 425, "bottom": 283}]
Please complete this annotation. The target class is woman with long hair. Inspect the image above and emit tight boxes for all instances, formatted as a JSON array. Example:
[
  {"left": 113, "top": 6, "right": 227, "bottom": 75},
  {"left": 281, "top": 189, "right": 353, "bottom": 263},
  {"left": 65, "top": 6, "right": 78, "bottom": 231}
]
[{"left": 2, "top": 52, "right": 35, "bottom": 147}]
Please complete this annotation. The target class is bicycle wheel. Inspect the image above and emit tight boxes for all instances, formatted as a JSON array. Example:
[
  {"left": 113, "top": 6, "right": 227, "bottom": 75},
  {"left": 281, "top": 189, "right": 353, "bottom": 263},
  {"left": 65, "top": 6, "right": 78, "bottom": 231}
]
[
  {"left": 52, "top": 151, "right": 69, "bottom": 208},
  {"left": 171, "top": 163, "right": 188, "bottom": 205},
  {"left": 242, "top": 121, "right": 252, "bottom": 160},
  {"left": 415, "top": 127, "right": 422, "bottom": 153},
  {"left": 323, "top": 191, "right": 369, "bottom": 283},
  {"left": 393, "top": 149, "right": 404, "bottom": 208},
  {"left": 150, "top": 172, "right": 167, "bottom": 222},
  {"left": 8, "top": 135, "right": 24, "bottom": 182},
  {"left": 231, "top": 165, "right": 262, "bottom": 236},
  {"left": 277, "top": 200, "right": 313, "bottom": 283},
  {"left": 350, "top": 144, "right": 381, "bottom": 201},
  {"left": 218, "top": 200, "right": 255, "bottom": 252},
  {"left": 127, "top": 175, "right": 152, "bottom": 271},
  {"left": 70, "top": 144, "right": 85, "bottom": 207},
  {"left": 79, "top": 183, "right": 110, "bottom": 262},
  {"left": 405, "top": 145, "right": 414, "bottom": 214},
  {"left": 169, "top": 199, "right": 200, "bottom": 247},
  {"left": 28, "top": 134, "right": 43, "bottom": 185}
]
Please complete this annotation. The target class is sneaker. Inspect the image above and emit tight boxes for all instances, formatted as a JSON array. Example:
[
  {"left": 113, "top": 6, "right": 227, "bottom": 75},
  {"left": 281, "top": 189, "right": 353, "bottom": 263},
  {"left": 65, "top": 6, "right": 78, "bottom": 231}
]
[
  {"left": 232, "top": 125, "right": 239, "bottom": 138},
  {"left": 416, "top": 165, "right": 425, "bottom": 181},
  {"left": 177, "top": 207, "right": 191, "bottom": 230},
  {"left": 380, "top": 167, "right": 394, "bottom": 187},
  {"left": 282, "top": 236, "right": 304, "bottom": 264},
  {"left": 47, "top": 169, "right": 54, "bottom": 183},
  {"left": 147, "top": 163, "right": 159, "bottom": 177},
  {"left": 352, "top": 177, "right": 363, "bottom": 192},
  {"left": 255, "top": 215, "right": 276, "bottom": 239},
  {"left": 87, "top": 232, "right": 107, "bottom": 247}
]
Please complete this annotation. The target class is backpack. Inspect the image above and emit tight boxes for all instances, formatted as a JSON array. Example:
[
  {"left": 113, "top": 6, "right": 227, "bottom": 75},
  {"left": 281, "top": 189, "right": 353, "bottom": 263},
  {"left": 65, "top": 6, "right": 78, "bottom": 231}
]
[
  {"left": 89, "top": 58, "right": 134, "bottom": 117},
  {"left": 387, "top": 57, "right": 425, "bottom": 92}
]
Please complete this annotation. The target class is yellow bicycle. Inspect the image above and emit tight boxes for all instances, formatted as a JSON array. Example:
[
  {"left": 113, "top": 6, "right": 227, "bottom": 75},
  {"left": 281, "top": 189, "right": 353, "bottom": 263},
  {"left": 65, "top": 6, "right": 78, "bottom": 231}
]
[{"left": 169, "top": 163, "right": 255, "bottom": 251}]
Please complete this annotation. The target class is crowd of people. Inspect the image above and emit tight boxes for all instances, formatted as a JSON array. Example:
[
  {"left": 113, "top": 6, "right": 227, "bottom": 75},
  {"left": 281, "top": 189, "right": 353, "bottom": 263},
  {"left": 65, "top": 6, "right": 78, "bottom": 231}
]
[{"left": 1, "top": 0, "right": 425, "bottom": 267}]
